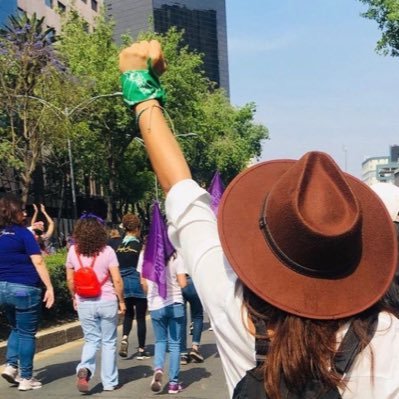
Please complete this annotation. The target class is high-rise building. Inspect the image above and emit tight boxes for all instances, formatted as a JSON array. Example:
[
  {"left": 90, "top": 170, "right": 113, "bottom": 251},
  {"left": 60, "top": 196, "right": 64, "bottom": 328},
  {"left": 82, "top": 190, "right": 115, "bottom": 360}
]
[
  {"left": 106, "top": 0, "right": 230, "bottom": 95},
  {"left": 362, "top": 145, "right": 399, "bottom": 186},
  {"left": 1, "top": 0, "right": 102, "bottom": 32}
]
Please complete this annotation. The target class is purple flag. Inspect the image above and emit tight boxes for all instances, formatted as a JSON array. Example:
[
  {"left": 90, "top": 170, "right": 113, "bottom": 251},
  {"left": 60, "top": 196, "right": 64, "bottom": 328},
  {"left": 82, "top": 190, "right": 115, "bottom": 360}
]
[
  {"left": 208, "top": 171, "right": 225, "bottom": 216},
  {"left": 142, "top": 202, "right": 175, "bottom": 299}
]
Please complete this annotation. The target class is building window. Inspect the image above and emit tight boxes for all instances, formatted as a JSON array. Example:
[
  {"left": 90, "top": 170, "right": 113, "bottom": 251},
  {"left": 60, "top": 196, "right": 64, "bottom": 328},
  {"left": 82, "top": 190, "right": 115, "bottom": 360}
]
[
  {"left": 91, "top": 0, "right": 98, "bottom": 12},
  {"left": 45, "top": 0, "right": 53, "bottom": 8},
  {"left": 57, "top": 1, "right": 66, "bottom": 13}
]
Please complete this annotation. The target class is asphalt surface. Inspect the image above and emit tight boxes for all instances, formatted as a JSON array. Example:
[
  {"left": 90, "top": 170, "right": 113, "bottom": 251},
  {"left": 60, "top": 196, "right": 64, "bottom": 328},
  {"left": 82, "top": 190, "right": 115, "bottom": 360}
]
[{"left": 0, "top": 319, "right": 230, "bottom": 399}]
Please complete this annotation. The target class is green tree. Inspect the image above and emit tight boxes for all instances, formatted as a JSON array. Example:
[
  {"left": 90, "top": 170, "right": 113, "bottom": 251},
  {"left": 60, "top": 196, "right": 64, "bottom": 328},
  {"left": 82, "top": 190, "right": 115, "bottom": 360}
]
[
  {"left": 56, "top": 13, "right": 268, "bottom": 221},
  {"left": 0, "top": 12, "right": 62, "bottom": 203},
  {"left": 57, "top": 9, "right": 140, "bottom": 222},
  {"left": 360, "top": 0, "right": 399, "bottom": 56}
]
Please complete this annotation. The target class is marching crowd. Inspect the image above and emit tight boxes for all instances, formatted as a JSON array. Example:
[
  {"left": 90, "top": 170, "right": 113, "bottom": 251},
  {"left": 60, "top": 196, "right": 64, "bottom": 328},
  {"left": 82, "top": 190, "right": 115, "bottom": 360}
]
[{"left": 1, "top": 39, "right": 399, "bottom": 399}]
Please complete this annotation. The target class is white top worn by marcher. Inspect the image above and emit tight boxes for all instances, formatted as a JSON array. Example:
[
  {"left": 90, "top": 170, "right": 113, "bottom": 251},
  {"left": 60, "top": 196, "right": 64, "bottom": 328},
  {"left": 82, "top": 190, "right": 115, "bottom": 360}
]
[
  {"left": 165, "top": 179, "right": 399, "bottom": 399},
  {"left": 137, "top": 251, "right": 185, "bottom": 311}
]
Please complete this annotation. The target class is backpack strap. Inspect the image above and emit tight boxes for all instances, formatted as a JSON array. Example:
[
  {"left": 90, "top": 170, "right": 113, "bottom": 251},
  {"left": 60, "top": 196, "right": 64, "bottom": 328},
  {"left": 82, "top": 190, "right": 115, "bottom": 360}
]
[
  {"left": 333, "top": 312, "right": 378, "bottom": 377},
  {"left": 75, "top": 246, "right": 109, "bottom": 285},
  {"left": 254, "top": 318, "right": 270, "bottom": 367}
]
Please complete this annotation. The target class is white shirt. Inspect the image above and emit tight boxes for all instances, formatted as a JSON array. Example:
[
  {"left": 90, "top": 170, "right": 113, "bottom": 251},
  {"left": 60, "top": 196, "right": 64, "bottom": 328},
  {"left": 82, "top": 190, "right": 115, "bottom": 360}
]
[
  {"left": 137, "top": 251, "right": 185, "bottom": 311},
  {"left": 165, "top": 179, "right": 399, "bottom": 399}
]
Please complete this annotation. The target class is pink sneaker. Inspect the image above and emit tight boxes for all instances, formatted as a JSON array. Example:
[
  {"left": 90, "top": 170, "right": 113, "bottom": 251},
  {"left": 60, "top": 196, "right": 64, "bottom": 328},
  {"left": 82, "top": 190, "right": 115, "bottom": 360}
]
[{"left": 168, "top": 382, "right": 183, "bottom": 394}]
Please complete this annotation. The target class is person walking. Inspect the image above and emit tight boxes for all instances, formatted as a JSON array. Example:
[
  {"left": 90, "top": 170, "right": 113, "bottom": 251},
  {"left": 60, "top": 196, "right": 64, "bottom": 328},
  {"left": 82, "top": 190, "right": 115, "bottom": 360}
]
[
  {"left": 180, "top": 264, "right": 204, "bottom": 365},
  {"left": 119, "top": 40, "right": 399, "bottom": 398},
  {"left": 0, "top": 194, "right": 54, "bottom": 391},
  {"left": 107, "top": 228, "right": 122, "bottom": 251},
  {"left": 139, "top": 251, "right": 187, "bottom": 394},
  {"left": 115, "top": 213, "right": 150, "bottom": 359},
  {"left": 65, "top": 214, "right": 125, "bottom": 393}
]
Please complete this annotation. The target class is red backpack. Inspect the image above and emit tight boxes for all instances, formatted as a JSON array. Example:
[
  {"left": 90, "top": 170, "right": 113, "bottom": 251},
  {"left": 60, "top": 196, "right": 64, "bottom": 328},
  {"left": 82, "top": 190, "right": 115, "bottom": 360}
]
[{"left": 73, "top": 248, "right": 108, "bottom": 298}]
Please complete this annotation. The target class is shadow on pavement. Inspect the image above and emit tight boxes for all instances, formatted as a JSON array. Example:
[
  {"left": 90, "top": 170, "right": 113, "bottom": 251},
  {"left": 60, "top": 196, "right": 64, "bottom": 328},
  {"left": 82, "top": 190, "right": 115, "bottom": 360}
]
[{"left": 35, "top": 360, "right": 77, "bottom": 383}]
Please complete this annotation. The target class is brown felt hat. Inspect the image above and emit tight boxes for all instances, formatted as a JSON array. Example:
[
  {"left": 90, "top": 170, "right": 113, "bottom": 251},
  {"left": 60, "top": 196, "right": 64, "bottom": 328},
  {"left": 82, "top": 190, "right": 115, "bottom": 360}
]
[{"left": 218, "top": 151, "right": 397, "bottom": 319}]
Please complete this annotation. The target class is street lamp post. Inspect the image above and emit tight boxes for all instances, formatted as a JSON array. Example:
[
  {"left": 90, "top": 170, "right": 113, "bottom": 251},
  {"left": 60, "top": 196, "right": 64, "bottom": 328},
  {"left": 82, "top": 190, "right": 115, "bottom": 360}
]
[{"left": 13, "top": 93, "right": 122, "bottom": 219}]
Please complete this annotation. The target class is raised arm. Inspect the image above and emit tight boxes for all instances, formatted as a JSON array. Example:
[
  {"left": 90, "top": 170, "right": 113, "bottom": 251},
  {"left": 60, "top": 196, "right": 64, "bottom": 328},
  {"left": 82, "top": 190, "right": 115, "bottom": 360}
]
[
  {"left": 31, "top": 203, "right": 38, "bottom": 225},
  {"left": 119, "top": 40, "right": 191, "bottom": 193},
  {"left": 40, "top": 204, "right": 54, "bottom": 240}
]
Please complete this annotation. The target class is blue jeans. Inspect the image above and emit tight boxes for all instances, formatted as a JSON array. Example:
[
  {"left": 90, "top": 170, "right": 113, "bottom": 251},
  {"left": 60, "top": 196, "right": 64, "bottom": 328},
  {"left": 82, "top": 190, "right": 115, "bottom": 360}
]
[
  {"left": 150, "top": 303, "right": 184, "bottom": 383},
  {"left": 181, "top": 277, "right": 203, "bottom": 352},
  {"left": 0, "top": 282, "right": 42, "bottom": 379},
  {"left": 77, "top": 299, "right": 118, "bottom": 389}
]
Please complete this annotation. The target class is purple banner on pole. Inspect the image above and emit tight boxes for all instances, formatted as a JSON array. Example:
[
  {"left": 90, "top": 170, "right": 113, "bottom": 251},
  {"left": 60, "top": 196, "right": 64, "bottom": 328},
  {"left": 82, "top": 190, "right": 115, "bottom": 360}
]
[
  {"left": 142, "top": 202, "right": 175, "bottom": 299},
  {"left": 208, "top": 171, "right": 225, "bottom": 216}
]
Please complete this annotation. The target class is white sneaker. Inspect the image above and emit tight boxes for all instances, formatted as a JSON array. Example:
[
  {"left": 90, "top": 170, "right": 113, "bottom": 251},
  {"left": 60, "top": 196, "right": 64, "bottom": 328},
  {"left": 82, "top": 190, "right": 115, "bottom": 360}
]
[
  {"left": 1, "top": 364, "right": 19, "bottom": 384},
  {"left": 150, "top": 369, "right": 163, "bottom": 392},
  {"left": 18, "top": 377, "right": 42, "bottom": 391}
]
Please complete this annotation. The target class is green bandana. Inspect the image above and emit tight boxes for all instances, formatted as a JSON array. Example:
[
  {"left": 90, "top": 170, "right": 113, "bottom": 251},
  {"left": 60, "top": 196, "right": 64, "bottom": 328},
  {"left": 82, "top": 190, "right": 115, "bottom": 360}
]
[{"left": 121, "top": 59, "right": 166, "bottom": 107}]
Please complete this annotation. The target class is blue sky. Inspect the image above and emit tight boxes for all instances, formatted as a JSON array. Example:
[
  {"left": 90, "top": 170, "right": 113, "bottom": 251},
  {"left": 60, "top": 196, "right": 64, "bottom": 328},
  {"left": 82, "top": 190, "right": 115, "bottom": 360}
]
[{"left": 226, "top": 0, "right": 399, "bottom": 178}]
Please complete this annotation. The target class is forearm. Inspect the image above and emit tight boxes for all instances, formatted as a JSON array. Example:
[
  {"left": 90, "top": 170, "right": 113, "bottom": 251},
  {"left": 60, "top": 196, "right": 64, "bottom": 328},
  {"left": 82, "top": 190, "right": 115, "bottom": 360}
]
[
  {"left": 67, "top": 279, "right": 75, "bottom": 297},
  {"left": 140, "top": 277, "right": 148, "bottom": 294},
  {"left": 31, "top": 255, "right": 53, "bottom": 289},
  {"left": 31, "top": 211, "right": 38, "bottom": 225},
  {"left": 135, "top": 100, "right": 191, "bottom": 193},
  {"left": 44, "top": 221, "right": 54, "bottom": 240}
]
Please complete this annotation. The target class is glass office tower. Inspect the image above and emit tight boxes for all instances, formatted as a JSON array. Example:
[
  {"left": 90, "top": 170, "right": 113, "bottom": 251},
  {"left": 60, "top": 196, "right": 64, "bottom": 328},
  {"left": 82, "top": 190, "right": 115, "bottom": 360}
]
[
  {"left": 0, "top": 0, "right": 18, "bottom": 27},
  {"left": 106, "top": 0, "right": 229, "bottom": 96}
]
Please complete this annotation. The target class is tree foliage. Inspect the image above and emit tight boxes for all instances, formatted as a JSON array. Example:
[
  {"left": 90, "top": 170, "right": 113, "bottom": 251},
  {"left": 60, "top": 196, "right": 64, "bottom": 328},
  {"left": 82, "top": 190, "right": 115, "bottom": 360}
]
[
  {"left": 0, "top": 7, "right": 268, "bottom": 223},
  {"left": 0, "top": 12, "right": 64, "bottom": 203},
  {"left": 360, "top": 0, "right": 399, "bottom": 56}
]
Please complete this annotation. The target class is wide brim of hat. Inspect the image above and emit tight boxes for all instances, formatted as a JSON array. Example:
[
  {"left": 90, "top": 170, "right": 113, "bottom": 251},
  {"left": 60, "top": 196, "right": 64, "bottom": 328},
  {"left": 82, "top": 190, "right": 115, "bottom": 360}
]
[{"left": 218, "top": 159, "right": 397, "bottom": 319}]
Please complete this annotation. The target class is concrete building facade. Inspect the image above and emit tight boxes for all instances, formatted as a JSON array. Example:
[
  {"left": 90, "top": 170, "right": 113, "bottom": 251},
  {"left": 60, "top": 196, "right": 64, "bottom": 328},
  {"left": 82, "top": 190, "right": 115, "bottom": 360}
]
[
  {"left": 1, "top": 0, "right": 102, "bottom": 31},
  {"left": 362, "top": 145, "right": 399, "bottom": 186}
]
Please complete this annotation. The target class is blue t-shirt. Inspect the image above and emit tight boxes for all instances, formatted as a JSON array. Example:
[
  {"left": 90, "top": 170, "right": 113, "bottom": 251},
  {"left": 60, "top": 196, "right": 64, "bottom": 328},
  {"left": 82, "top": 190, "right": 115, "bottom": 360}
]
[{"left": 0, "top": 225, "right": 42, "bottom": 287}]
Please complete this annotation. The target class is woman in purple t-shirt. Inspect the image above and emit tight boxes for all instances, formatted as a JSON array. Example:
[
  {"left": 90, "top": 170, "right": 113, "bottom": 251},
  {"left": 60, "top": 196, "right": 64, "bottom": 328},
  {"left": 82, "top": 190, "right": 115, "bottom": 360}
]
[{"left": 65, "top": 215, "right": 125, "bottom": 393}]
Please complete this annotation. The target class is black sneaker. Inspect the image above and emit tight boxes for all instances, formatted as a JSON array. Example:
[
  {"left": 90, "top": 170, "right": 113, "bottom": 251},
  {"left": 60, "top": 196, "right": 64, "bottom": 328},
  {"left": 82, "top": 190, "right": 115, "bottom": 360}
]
[
  {"left": 180, "top": 354, "right": 190, "bottom": 365},
  {"left": 189, "top": 348, "right": 204, "bottom": 363},
  {"left": 136, "top": 349, "right": 151, "bottom": 360}
]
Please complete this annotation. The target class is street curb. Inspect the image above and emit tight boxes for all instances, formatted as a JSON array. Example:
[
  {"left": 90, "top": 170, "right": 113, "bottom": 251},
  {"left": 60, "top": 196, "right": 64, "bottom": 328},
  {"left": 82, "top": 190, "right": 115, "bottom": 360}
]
[{"left": 0, "top": 321, "right": 83, "bottom": 365}]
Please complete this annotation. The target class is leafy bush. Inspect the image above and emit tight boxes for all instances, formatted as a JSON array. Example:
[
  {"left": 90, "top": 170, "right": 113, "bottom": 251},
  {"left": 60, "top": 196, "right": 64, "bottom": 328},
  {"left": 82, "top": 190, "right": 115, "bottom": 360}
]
[{"left": 42, "top": 249, "right": 77, "bottom": 323}]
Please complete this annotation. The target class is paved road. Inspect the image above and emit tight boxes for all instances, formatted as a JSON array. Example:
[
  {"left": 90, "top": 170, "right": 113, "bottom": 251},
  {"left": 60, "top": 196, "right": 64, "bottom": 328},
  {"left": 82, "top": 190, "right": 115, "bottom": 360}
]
[{"left": 0, "top": 321, "right": 230, "bottom": 399}]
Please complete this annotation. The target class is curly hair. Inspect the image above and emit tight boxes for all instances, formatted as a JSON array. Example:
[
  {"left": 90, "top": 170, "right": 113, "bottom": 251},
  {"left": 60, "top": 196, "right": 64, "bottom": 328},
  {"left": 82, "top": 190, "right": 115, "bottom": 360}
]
[
  {"left": 73, "top": 217, "right": 107, "bottom": 257},
  {"left": 0, "top": 194, "right": 24, "bottom": 228},
  {"left": 122, "top": 213, "right": 141, "bottom": 233}
]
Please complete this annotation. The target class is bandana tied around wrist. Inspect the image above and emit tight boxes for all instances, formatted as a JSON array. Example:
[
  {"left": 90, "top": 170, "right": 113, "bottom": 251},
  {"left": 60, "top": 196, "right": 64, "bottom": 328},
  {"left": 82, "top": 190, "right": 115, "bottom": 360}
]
[
  {"left": 121, "top": 59, "right": 166, "bottom": 107},
  {"left": 142, "top": 201, "right": 175, "bottom": 299}
]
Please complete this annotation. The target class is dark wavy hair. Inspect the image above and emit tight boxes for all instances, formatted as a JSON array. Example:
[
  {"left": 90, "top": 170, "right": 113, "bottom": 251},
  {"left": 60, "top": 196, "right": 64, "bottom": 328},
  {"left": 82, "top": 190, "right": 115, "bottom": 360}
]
[
  {"left": 73, "top": 217, "right": 107, "bottom": 257},
  {"left": 243, "top": 281, "right": 399, "bottom": 399},
  {"left": 0, "top": 194, "right": 24, "bottom": 228}
]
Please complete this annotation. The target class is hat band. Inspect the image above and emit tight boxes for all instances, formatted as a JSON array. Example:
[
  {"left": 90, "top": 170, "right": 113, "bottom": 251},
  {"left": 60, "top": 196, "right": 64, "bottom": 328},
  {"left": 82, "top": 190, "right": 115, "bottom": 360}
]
[{"left": 258, "top": 195, "right": 352, "bottom": 279}]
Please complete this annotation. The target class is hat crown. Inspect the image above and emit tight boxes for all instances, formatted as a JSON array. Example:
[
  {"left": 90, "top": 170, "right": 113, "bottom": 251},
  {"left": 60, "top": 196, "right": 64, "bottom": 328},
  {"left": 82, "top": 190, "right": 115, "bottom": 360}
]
[{"left": 261, "top": 152, "right": 362, "bottom": 278}]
